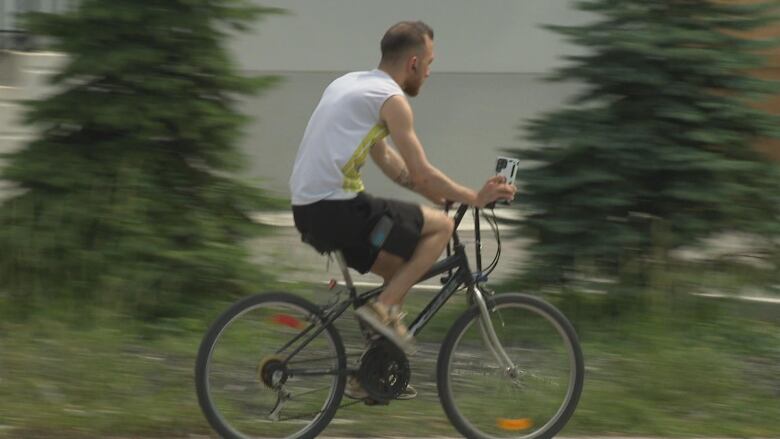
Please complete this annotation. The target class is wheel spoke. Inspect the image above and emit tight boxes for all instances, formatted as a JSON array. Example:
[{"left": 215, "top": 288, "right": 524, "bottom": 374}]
[
  {"left": 439, "top": 294, "right": 584, "bottom": 439},
  {"left": 195, "top": 294, "right": 346, "bottom": 439}
]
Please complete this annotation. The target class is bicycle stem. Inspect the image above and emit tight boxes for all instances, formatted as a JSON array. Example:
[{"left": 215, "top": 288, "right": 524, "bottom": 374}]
[{"left": 470, "top": 285, "right": 517, "bottom": 373}]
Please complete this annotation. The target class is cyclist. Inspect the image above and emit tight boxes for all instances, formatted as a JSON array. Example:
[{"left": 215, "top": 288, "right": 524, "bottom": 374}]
[{"left": 290, "top": 21, "right": 515, "bottom": 357}]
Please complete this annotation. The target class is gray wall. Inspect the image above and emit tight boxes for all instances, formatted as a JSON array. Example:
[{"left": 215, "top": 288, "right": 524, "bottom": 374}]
[
  {"left": 241, "top": 72, "right": 580, "bottom": 201},
  {"left": 235, "top": 0, "right": 591, "bottom": 201},
  {"left": 234, "top": 0, "right": 590, "bottom": 74}
]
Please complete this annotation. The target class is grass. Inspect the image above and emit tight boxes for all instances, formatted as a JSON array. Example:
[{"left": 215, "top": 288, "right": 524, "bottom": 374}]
[{"left": 0, "top": 285, "right": 778, "bottom": 438}]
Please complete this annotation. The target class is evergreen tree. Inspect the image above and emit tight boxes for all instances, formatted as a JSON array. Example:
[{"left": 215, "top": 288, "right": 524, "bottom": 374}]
[
  {"left": 515, "top": 0, "right": 780, "bottom": 290},
  {"left": 0, "top": 0, "right": 282, "bottom": 318}
]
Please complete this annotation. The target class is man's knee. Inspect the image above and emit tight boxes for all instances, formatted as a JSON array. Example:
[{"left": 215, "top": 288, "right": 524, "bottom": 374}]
[
  {"left": 442, "top": 215, "right": 454, "bottom": 235},
  {"left": 421, "top": 206, "right": 454, "bottom": 236},
  {"left": 431, "top": 211, "right": 454, "bottom": 237}
]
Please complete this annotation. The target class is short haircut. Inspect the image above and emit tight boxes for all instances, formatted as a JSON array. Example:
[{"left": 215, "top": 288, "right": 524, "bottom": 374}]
[{"left": 380, "top": 21, "right": 434, "bottom": 63}]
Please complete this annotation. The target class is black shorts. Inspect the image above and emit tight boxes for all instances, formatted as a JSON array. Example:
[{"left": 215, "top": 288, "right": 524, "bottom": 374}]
[{"left": 292, "top": 192, "right": 424, "bottom": 274}]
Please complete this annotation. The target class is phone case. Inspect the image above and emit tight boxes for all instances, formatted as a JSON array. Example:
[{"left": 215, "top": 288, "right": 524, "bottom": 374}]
[
  {"left": 369, "top": 215, "right": 394, "bottom": 249},
  {"left": 495, "top": 157, "right": 519, "bottom": 205}
]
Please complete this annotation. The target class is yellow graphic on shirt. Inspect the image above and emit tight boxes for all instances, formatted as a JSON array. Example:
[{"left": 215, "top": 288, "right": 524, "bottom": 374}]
[{"left": 342, "top": 124, "right": 389, "bottom": 192}]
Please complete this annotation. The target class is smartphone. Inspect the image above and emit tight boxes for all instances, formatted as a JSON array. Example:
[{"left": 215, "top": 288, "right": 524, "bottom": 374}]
[
  {"left": 495, "top": 157, "right": 519, "bottom": 205},
  {"left": 369, "top": 215, "right": 394, "bottom": 249},
  {"left": 495, "top": 156, "right": 519, "bottom": 187}
]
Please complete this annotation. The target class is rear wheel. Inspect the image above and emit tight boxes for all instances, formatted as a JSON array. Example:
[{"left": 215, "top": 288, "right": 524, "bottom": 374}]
[
  {"left": 195, "top": 292, "right": 346, "bottom": 439},
  {"left": 437, "top": 293, "right": 584, "bottom": 439}
]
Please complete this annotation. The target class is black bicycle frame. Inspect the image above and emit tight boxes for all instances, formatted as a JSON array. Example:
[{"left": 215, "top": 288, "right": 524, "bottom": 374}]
[{"left": 281, "top": 204, "right": 478, "bottom": 365}]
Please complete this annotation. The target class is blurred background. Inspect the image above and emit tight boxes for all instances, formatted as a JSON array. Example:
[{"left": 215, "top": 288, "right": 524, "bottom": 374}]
[{"left": 0, "top": 0, "right": 778, "bottom": 438}]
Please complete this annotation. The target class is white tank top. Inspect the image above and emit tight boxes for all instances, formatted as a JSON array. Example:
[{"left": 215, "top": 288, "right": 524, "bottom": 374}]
[{"left": 289, "top": 69, "right": 404, "bottom": 205}]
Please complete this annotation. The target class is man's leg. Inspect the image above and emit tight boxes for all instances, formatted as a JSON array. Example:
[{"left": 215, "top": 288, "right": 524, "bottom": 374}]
[
  {"left": 371, "top": 205, "right": 453, "bottom": 306},
  {"left": 359, "top": 206, "right": 450, "bottom": 396},
  {"left": 370, "top": 250, "right": 404, "bottom": 284},
  {"left": 357, "top": 250, "right": 419, "bottom": 400}
]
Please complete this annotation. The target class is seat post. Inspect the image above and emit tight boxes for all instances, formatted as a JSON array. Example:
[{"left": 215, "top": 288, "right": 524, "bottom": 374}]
[{"left": 333, "top": 251, "right": 355, "bottom": 291}]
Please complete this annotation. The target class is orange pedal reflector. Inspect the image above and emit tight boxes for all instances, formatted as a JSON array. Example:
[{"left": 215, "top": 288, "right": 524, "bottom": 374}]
[
  {"left": 271, "top": 314, "right": 304, "bottom": 329},
  {"left": 497, "top": 418, "right": 534, "bottom": 431}
]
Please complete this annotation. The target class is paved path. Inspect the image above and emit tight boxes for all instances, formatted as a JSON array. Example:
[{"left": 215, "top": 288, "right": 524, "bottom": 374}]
[
  {"left": 249, "top": 210, "right": 531, "bottom": 288},
  {"left": 250, "top": 210, "right": 780, "bottom": 304}
]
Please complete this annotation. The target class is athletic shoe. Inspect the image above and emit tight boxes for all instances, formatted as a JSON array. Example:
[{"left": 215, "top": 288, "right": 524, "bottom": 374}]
[{"left": 395, "top": 383, "right": 418, "bottom": 400}]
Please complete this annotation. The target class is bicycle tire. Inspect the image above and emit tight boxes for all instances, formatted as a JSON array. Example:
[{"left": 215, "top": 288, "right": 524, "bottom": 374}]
[
  {"left": 195, "top": 292, "right": 347, "bottom": 439},
  {"left": 437, "top": 293, "right": 584, "bottom": 439}
]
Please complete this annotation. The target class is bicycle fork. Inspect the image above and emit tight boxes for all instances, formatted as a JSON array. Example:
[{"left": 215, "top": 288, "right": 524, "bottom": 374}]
[{"left": 470, "top": 286, "right": 520, "bottom": 379}]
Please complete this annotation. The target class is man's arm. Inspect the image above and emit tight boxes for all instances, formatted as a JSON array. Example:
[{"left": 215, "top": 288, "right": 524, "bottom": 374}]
[
  {"left": 370, "top": 138, "right": 446, "bottom": 204},
  {"left": 369, "top": 138, "right": 414, "bottom": 190},
  {"left": 379, "top": 95, "right": 481, "bottom": 206}
]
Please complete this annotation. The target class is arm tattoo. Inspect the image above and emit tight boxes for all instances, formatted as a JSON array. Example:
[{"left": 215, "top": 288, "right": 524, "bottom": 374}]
[{"left": 395, "top": 168, "right": 415, "bottom": 190}]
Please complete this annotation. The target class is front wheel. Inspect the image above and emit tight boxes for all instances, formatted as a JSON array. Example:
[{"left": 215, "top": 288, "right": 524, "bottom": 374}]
[
  {"left": 437, "top": 293, "right": 584, "bottom": 439},
  {"left": 195, "top": 292, "right": 347, "bottom": 439}
]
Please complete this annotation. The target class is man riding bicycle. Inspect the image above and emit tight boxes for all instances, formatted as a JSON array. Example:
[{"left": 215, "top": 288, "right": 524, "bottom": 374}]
[{"left": 289, "top": 20, "right": 515, "bottom": 363}]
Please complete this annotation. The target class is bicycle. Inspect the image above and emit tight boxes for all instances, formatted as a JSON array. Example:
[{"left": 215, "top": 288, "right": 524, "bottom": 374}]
[{"left": 195, "top": 203, "right": 585, "bottom": 439}]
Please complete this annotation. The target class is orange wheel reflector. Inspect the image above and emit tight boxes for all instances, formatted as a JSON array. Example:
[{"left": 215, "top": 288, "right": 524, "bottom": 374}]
[
  {"left": 270, "top": 314, "right": 304, "bottom": 329},
  {"left": 497, "top": 418, "right": 534, "bottom": 431}
]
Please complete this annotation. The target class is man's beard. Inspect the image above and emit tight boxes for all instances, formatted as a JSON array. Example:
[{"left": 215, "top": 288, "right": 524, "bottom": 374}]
[{"left": 402, "top": 77, "right": 423, "bottom": 97}]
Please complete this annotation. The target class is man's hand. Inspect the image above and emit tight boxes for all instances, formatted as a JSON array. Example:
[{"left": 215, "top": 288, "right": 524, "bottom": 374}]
[{"left": 476, "top": 175, "right": 516, "bottom": 208}]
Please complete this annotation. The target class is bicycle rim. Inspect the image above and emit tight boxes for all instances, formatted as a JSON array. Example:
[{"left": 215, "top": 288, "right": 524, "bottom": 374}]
[
  {"left": 200, "top": 297, "right": 344, "bottom": 439},
  {"left": 440, "top": 294, "right": 582, "bottom": 439}
]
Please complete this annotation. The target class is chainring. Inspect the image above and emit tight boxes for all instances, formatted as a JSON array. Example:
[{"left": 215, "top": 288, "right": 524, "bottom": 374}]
[{"left": 357, "top": 339, "right": 411, "bottom": 402}]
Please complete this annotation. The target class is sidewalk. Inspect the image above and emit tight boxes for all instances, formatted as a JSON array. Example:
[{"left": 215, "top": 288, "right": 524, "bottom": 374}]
[{"left": 251, "top": 210, "right": 780, "bottom": 304}]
